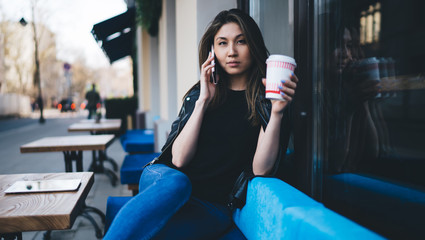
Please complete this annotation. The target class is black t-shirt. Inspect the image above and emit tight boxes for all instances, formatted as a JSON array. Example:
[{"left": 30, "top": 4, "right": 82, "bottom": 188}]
[{"left": 181, "top": 89, "right": 260, "bottom": 205}]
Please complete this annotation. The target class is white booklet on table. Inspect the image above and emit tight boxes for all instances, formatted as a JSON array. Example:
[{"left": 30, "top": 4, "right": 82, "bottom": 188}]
[{"left": 5, "top": 179, "right": 82, "bottom": 194}]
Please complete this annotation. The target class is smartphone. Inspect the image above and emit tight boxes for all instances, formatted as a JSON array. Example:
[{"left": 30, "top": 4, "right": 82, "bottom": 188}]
[{"left": 211, "top": 44, "right": 218, "bottom": 84}]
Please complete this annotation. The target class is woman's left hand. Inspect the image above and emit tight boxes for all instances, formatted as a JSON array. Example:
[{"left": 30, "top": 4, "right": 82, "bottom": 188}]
[{"left": 262, "top": 73, "right": 299, "bottom": 115}]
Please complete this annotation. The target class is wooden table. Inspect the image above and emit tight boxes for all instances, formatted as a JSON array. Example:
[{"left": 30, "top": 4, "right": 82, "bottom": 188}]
[
  {"left": 68, "top": 119, "right": 122, "bottom": 134},
  {"left": 79, "top": 118, "right": 122, "bottom": 123},
  {"left": 68, "top": 121, "right": 121, "bottom": 184},
  {"left": 0, "top": 172, "right": 94, "bottom": 239},
  {"left": 20, "top": 135, "right": 117, "bottom": 186}
]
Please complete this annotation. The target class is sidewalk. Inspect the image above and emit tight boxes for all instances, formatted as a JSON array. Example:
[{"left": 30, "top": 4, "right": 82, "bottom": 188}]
[{"left": 0, "top": 112, "right": 132, "bottom": 239}]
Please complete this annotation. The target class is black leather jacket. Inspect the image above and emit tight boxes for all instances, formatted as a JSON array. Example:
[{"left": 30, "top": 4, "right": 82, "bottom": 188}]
[{"left": 146, "top": 86, "right": 292, "bottom": 208}]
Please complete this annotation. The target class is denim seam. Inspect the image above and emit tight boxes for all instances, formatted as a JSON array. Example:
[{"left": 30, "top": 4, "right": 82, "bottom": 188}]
[{"left": 145, "top": 165, "right": 163, "bottom": 184}]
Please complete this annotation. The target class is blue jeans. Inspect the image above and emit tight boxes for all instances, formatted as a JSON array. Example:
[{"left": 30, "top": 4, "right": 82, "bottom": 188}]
[{"left": 104, "top": 164, "right": 245, "bottom": 240}]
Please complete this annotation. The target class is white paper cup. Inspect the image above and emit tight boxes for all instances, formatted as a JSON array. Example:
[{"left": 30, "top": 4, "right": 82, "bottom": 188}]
[
  {"left": 353, "top": 57, "right": 381, "bottom": 98},
  {"left": 354, "top": 57, "right": 380, "bottom": 81},
  {"left": 266, "top": 55, "right": 297, "bottom": 101}
]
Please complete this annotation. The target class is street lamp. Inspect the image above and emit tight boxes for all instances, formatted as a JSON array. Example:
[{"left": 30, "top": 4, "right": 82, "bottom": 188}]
[{"left": 20, "top": 9, "right": 45, "bottom": 124}]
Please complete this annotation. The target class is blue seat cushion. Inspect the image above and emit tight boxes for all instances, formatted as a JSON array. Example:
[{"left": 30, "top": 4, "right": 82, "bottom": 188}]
[
  {"left": 105, "top": 196, "right": 132, "bottom": 232},
  {"left": 120, "top": 129, "right": 154, "bottom": 153},
  {"left": 105, "top": 196, "right": 246, "bottom": 239},
  {"left": 120, "top": 152, "right": 161, "bottom": 185}
]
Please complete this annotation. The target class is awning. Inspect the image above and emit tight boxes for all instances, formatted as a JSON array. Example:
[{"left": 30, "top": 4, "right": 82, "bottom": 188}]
[{"left": 92, "top": 7, "right": 135, "bottom": 63}]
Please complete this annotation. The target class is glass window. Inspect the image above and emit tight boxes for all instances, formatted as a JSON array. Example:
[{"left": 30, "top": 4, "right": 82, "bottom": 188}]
[
  {"left": 317, "top": 0, "right": 425, "bottom": 238},
  {"left": 250, "top": 0, "right": 294, "bottom": 57},
  {"left": 249, "top": 0, "right": 296, "bottom": 169}
]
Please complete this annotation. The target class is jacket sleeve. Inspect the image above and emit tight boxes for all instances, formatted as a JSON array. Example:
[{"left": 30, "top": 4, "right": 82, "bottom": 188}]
[
  {"left": 161, "top": 104, "right": 185, "bottom": 152},
  {"left": 160, "top": 88, "right": 200, "bottom": 154}
]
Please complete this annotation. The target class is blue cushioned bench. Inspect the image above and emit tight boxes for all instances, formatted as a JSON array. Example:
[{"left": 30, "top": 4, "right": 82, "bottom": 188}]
[
  {"left": 233, "top": 177, "right": 383, "bottom": 239},
  {"left": 105, "top": 177, "right": 383, "bottom": 239},
  {"left": 120, "top": 129, "right": 155, "bottom": 153},
  {"left": 120, "top": 152, "right": 161, "bottom": 194}
]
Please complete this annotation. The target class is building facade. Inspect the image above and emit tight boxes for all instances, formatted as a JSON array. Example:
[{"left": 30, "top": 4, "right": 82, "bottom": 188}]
[{"left": 124, "top": 0, "right": 425, "bottom": 238}]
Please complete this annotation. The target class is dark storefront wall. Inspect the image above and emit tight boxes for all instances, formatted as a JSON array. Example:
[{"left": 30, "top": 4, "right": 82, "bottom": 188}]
[
  {"left": 313, "top": 0, "right": 425, "bottom": 238},
  {"left": 241, "top": 0, "right": 425, "bottom": 238}
]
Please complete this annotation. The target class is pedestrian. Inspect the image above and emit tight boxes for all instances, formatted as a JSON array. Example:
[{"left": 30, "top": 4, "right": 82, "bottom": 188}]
[
  {"left": 104, "top": 8, "right": 298, "bottom": 239},
  {"left": 85, "top": 83, "right": 100, "bottom": 119}
]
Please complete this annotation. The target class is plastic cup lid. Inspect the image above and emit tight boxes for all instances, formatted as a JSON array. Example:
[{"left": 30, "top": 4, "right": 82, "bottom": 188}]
[{"left": 266, "top": 54, "right": 297, "bottom": 67}]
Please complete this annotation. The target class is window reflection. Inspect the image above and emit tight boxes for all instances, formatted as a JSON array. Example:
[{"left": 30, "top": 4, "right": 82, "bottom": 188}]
[
  {"left": 360, "top": 13, "right": 366, "bottom": 44},
  {"left": 326, "top": 26, "right": 382, "bottom": 173},
  {"left": 373, "top": 3, "right": 381, "bottom": 43},
  {"left": 360, "top": 2, "right": 381, "bottom": 45},
  {"left": 324, "top": 0, "right": 425, "bottom": 185},
  {"left": 321, "top": 0, "right": 425, "bottom": 238}
]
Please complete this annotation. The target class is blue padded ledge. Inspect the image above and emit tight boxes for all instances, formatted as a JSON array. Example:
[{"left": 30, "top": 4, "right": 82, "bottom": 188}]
[
  {"left": 281, "top": 206, "right": 383, "bottom": 239},
  {"left": 120, "top": 129, "right": 155, "bottom": 153},
  {"left": 120, "top": 152, "right": 161, "bottom": 185},
  {"left": 233, "top": 177, "right": 384, "bottom": 240}
]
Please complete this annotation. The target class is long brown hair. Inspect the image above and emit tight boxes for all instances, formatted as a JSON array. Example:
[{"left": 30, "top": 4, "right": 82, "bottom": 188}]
[{"left": 186, "top": 8, "right": 269, "bottom": 125}]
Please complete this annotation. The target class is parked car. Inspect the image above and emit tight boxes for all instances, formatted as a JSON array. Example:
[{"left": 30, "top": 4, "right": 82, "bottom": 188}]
[{"left": 58, "top": 98, "right": 76, "bottom": 112}]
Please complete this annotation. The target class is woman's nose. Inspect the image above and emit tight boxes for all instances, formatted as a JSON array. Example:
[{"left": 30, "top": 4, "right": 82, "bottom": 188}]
[
  {"left": 343, "top": 47, "right": 353, "bottom": 61},
  {"left": 228, "top": 44, "right": 237, "bottom": 56},
  {"left": 342, "top": 46, "right": 349, "bottom": 57},
  {"left": 343, "top": 44, "right": 353, "bottom": 57}
]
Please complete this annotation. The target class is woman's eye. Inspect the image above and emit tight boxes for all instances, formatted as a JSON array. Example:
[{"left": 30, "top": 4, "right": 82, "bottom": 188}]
[
  {"left": 237, "top": 39, "right": 246, "bottom": 44},
  {"left": 218, "top": 42, "right": 226, "bottom": 46}
]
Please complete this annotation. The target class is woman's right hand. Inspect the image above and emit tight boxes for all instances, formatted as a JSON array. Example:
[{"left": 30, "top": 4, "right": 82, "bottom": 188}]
[
  {"left": 172, "top": 52, "right": 217, "bottom": 168},
  {"left": 343, "top": 64, "right": 380, "bottom": 108},
  {"left": 199, "top": 51, "right": 218, "bottom": 106}
]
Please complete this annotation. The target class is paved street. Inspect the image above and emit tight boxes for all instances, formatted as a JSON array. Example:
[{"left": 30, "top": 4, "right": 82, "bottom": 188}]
[{"left": 0, "top": 110, "right": 132, "bottom": 239}]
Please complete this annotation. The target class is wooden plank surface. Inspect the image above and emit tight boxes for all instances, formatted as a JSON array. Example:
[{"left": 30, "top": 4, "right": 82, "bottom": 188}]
[
  {"left": 20, "top": 134, "right": 115, "bottom": 153},
  {"left": 0, "top": 172, "right": 94, "bottom": 233},
  {"left": 68, "top": 121, "right": 121, "bottom": 132},
  {"left": 79, "top": 118, "right": 121, "bottom": 124}
]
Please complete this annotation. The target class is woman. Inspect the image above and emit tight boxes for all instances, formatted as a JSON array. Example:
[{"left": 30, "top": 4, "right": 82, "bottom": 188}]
[
  {"left": 326, "top": 24, "right": 379, "bottom": 173},
  {"left": 104, "top": 8, "right": 298, "bottom": 239}
]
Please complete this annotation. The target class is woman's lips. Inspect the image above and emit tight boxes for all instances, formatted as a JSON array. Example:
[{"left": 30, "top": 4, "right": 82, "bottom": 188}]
[{"left": 227, "top": 61, "right": 240, "bottom": 67}]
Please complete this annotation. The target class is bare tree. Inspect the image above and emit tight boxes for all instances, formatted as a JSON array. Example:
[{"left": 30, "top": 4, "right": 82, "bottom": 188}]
[
  {"left": 0, "top": 21, "right": 34, "bottom": 94},
  {"left": 71, "top": 57, "right": 96, "bottom": 104},
  {"left": 0, "top": 0, "right": 62, "bottom": 109}
]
